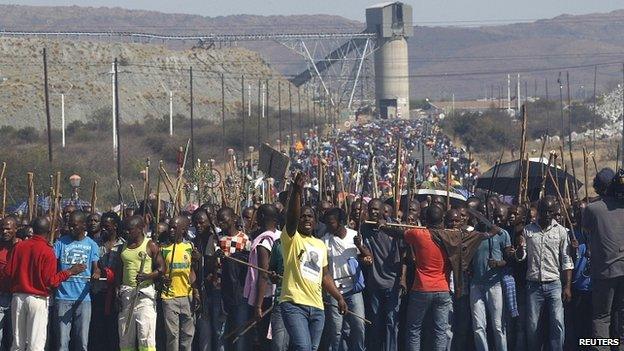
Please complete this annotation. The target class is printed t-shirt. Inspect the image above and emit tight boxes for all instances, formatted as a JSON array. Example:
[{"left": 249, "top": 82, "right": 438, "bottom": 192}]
[
  {"left": 322, "top": 228, "right": 360, "bottom": 294},
  {"left": 404, "top": 228, "right": 450, "bottom": 292},
  {"left": 54, "top": 234, "right": 100, "bottom": 301},
  {"left": 161, "top": 241, "right": 194, "bottom": 298},
  {"left": 280, "top": 229, "right": 327, "bottom": 310}
]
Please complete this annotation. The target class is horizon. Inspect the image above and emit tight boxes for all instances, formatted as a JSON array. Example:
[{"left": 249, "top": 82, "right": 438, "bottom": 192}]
[{"left": 0, "top": 1, "right": 623, "bottom": 26}]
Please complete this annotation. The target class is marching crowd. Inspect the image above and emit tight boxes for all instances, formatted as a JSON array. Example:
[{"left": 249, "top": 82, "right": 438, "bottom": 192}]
[{"left": 0, "top": 117, "right": 623, "bottom": 351}]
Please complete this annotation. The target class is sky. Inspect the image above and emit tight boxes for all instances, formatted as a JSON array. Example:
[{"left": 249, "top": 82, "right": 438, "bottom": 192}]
[{"left": 1, "top": 0, "right": 624, "bottom": 24}]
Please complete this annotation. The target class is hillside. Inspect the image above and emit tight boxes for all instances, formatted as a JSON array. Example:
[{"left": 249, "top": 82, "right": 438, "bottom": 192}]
[
  {"left": 2, "top": 5, "right": 624, "bottom": 114},
  {"left": 0, "top": 37, "right": 298, "bottom": 129}
]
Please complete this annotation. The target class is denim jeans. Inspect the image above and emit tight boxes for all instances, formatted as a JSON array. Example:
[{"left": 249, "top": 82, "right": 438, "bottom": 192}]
[
  {"left": 450, "top": 294, "right": 472, "bottom": 351},
  {"left": 280, "top": 301, "right": 325, "bottom": 351},
  {"left": 195, "top": 288, "right": 225, "bottom": 351},
  {"left": 526, "top": 280, "right": 564, "bottom": 351},
  {"left": 0, "top": 293, "right": 11, "bottom": 350},
  {"left": 470, "top": 282, "right": 507, "bottom": 351},
  {"left": 270, "top": 302, "right": 290, "bottom": 351},
  {"left": 224, "top": 302, "right": 251, "bottom": 351},
  {"left": 405, "top": 291, "right": 452, "bottom": 351},
  {"left": 325, "top": 292, "right": 365, "bottom": 351},
  {"left": 55, "top": 299, "right": 92, "bottom": 351},
  {"left": 365, "top": 287, "right": 401, "bottom": 351}
]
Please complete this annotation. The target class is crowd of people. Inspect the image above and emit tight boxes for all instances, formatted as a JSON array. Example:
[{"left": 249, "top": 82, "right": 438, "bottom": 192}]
[{"left": 0, "top": 117, "right": 623, "bottom": 351}]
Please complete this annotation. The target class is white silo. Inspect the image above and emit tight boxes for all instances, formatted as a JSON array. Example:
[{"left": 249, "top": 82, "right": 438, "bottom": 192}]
[{"left": 366, "top": 2, "right": 412, "bottom": 119}]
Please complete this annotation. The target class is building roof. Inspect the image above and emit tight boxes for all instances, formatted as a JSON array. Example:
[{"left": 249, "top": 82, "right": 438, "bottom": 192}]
[{"left": 366, "top": 1, "right": 400, "bottom": 9}]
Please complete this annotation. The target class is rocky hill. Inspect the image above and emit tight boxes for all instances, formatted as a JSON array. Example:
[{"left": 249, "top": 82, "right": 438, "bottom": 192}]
[
  {"left": 3, "top": 4, "right": 624, "bottom": 126},
  {"left": 0, "top": 37, "right": 298, "bottom": 129}
]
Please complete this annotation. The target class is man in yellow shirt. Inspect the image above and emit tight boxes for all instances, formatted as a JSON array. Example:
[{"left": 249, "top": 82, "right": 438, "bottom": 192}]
[
  {"left": 161, "top": 216, "right": 199, "bottom": 351},
  {"left": 280, "top": 173, "right": 347, "bottom": 351}
]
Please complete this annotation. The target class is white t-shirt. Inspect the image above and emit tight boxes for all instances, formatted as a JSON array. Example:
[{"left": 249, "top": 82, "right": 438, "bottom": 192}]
[{"left": 322, "top": 228, "right": 360, "bottom": 294}]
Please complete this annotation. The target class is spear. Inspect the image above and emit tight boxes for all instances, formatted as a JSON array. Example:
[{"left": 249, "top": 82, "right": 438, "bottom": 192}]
[{"left": 173, "top": 139, "right": 191, "bottom": 215}]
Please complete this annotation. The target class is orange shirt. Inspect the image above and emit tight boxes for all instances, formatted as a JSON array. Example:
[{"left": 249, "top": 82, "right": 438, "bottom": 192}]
[{"left": 404, "top": 228, "right": 450, "bottom": 292}]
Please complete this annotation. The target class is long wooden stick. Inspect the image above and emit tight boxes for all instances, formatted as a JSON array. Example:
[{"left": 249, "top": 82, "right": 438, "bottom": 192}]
[
  {"left": 582, "top": 147, "right": 589, "bottom": 203},
  {"left": 518, "top": 105, "right": 528, "bottom": 202},
  {"left": 49, "top": 172, "right": 61, "bottom": 244},
  {"left": 156, "top": 166, "right": 162, "bottom": 225},
  {"left": 364, "top": 220, "right": 425, "bottom": 229},
  {"left": 143, "top": 158, "right": 150, "bottom": 218},
  {"left": 231, "top": 305, "right": 275, "bottom": 343},
  {"left": 27, "top": 172, "right": 34, "bottom": 221},
  {"left": 523, "top": 152, "right": 530, "bottom": 202},
  {"left": 173, "top": 139, "right": 191, "bottom": 215},
  {"left": 539, "top": 152, "right": 555, "bottom": 198},
  {"left": 0, "top": 162, "right": 5, "bottom": 188},
  {"left": 394, "top": 138, "right": 402, "bottom": 213},
  {"left": 90, "top": 180, "right": 97, "bottom": 214},
  {"left": 546, "top": 169, "right": 576, "bottom": 241},
  {"left": 568, "top": 150, "right": 579, "bottom": 200},
  {"left": 129, "top": 184, "right": 140, "bottom": 208},
  {"left": 1, "top": 177, "right": 6, "bottom": 218}
]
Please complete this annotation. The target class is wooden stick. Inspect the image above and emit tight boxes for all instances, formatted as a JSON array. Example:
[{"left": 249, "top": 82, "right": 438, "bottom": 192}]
[
  {"left": 394, "top": 138, "right": 402, "bottom": 213},
  {"left": 324, "top": 302, "right": 372, "bottom": 325},
  {"left": 231, "top": 305, "right": 275, "bottom": 343},
  {"left": 523, "top": 152, "right": 530, "bottom": 202},
  {"left": 0, "top": 162, "right": 5, "bottom": 188},
  {"left": 1, "top": 177, "right": 6, "bottom": 218},
  {"left": 129, "top": 184, "right": 140, "bottom": 208},
  {"left": 546, "top": 169, "right": 576, "bottom": 240},
  {"left": 27, "top": 172, "right": 34, "bottom": 221},
  {"left": 539, "top": 152, "right": 555, "bottom": 198},
  {"left": 364, "top": 220, "right": 425, "bottom": 229},
  {"left": 156, "top": 166, "right": 162, "bottom": 225},
  {"left": 49, "top": 171, "right": 62, "bottom": 244},
  {"left": 568, "top": 150, "right": 579, "bottom": 200},
  {"left": 518, "top": 105, "right": 528, "bottom": 202},
  {"left": 591, "top": 154, "right": 598, "bottom": 174},
  {"left": 143, "top": 158, "right": 150, "bottom": 218},
  {"left": 173, "top": 139, "right": 191, "bottom": 215},
  {"left": 157, "top": 165, "right": 175, "bottom": 202},
  {"left": 90, "top": 180, "right": 97, "bottom": 214}
]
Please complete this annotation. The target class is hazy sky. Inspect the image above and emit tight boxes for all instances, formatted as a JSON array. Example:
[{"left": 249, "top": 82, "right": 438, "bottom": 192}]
[{"left": 2, "top": 0, "right": 624, "bottom": 23}]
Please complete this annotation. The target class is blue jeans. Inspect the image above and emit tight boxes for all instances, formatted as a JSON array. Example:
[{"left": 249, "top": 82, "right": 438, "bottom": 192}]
[
  {"left": 470, "top": 282, "right": 507, "bottom": 351},
  {"left": 0, "top": 293, "right": 11, "bottom": 349},
  {"left": 325, "top": 293, "right": 365, "bottom": 351},
  {"left": 450, "top": 294, "right": 472, "bottom": 351},
  {"left": 271, "top": 302, "right": 290, "bottom": 351},
  {"left": 224, "top": 302, "right": 251, "bottom": 351},
  {"left": 280, "top": 302, "right": 324, "bottom": 351},
  {"left": 196, "top": 288, "right": 225, "bottom": 351},
  {"left": 405, "top": 291, "right": 452, "bottom": 351},
  {"left": 526, "top": 280, "right": 564, "bottom": 351},
  {"left": 55, "top": 299, "right": 91, "bottom": 351},
  {"left": 365, "top": 287, "right": 401, "bottom": 351}
]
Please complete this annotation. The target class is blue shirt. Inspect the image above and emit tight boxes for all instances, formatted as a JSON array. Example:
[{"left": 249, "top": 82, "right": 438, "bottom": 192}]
[
  {"left": 470, "top": 229, "right": 511, "bottom": 286},
  {"left": 54, "top": 235, "right": 99, "bottom": 301}
]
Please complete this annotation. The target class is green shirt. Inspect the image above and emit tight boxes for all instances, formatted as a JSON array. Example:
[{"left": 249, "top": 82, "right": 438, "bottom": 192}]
[{"left": 269, "top": 239, "right": 284, "bottom": 303}]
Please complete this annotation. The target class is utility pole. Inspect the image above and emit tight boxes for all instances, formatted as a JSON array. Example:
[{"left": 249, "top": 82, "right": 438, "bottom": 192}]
[
  {"left": 221, "top": 73, "right": 225, "bottom": 152},
  {"left": 169, "top": 90, "right": 173, "bottom": 136},
  {"left": 114, "top": 58, "right": 121, "bottom": 185},
  {"left": 189, "top": 67, "right": 195, "bottom": 170},
  {"left": 517, "top": 73, "right": 521, "bottom": 112},
  {"left": 559, "top": 73, "right": 565, "bottom": 148},
  {"left": 593, "top": 65, "right": 597, "bottom": 153},
  {"left": 257, "top": 78, "right": 261, "bottom": 147},
  {"left": 61, "top": 93, "right": 65, "bottom": 148},
  {"left": 43, "top": 48, "right": 53, "bottom": 163},
  {"left": 289, "top": 83, "right": 293, "bottom": 140},
  {"left": 111, "top": 62, "right": 117, "bottom": 153},
  {"left": 545, "top": 78, "right": 550, "bottom": 137},
  {"left": 242, "top": 75, "right": 246, "bottom": 161},
  {"left": 298, "top": 86, "right": 302, "bottom": 140},
  {"left": 278, "top": 81, "right": 282, "bottom": 145},
  {"left": 507, "top": 74, "right": 511, "bottom": 112},
  {"left": 566, "top": 71, "right": 572, "bottom": 153}
]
